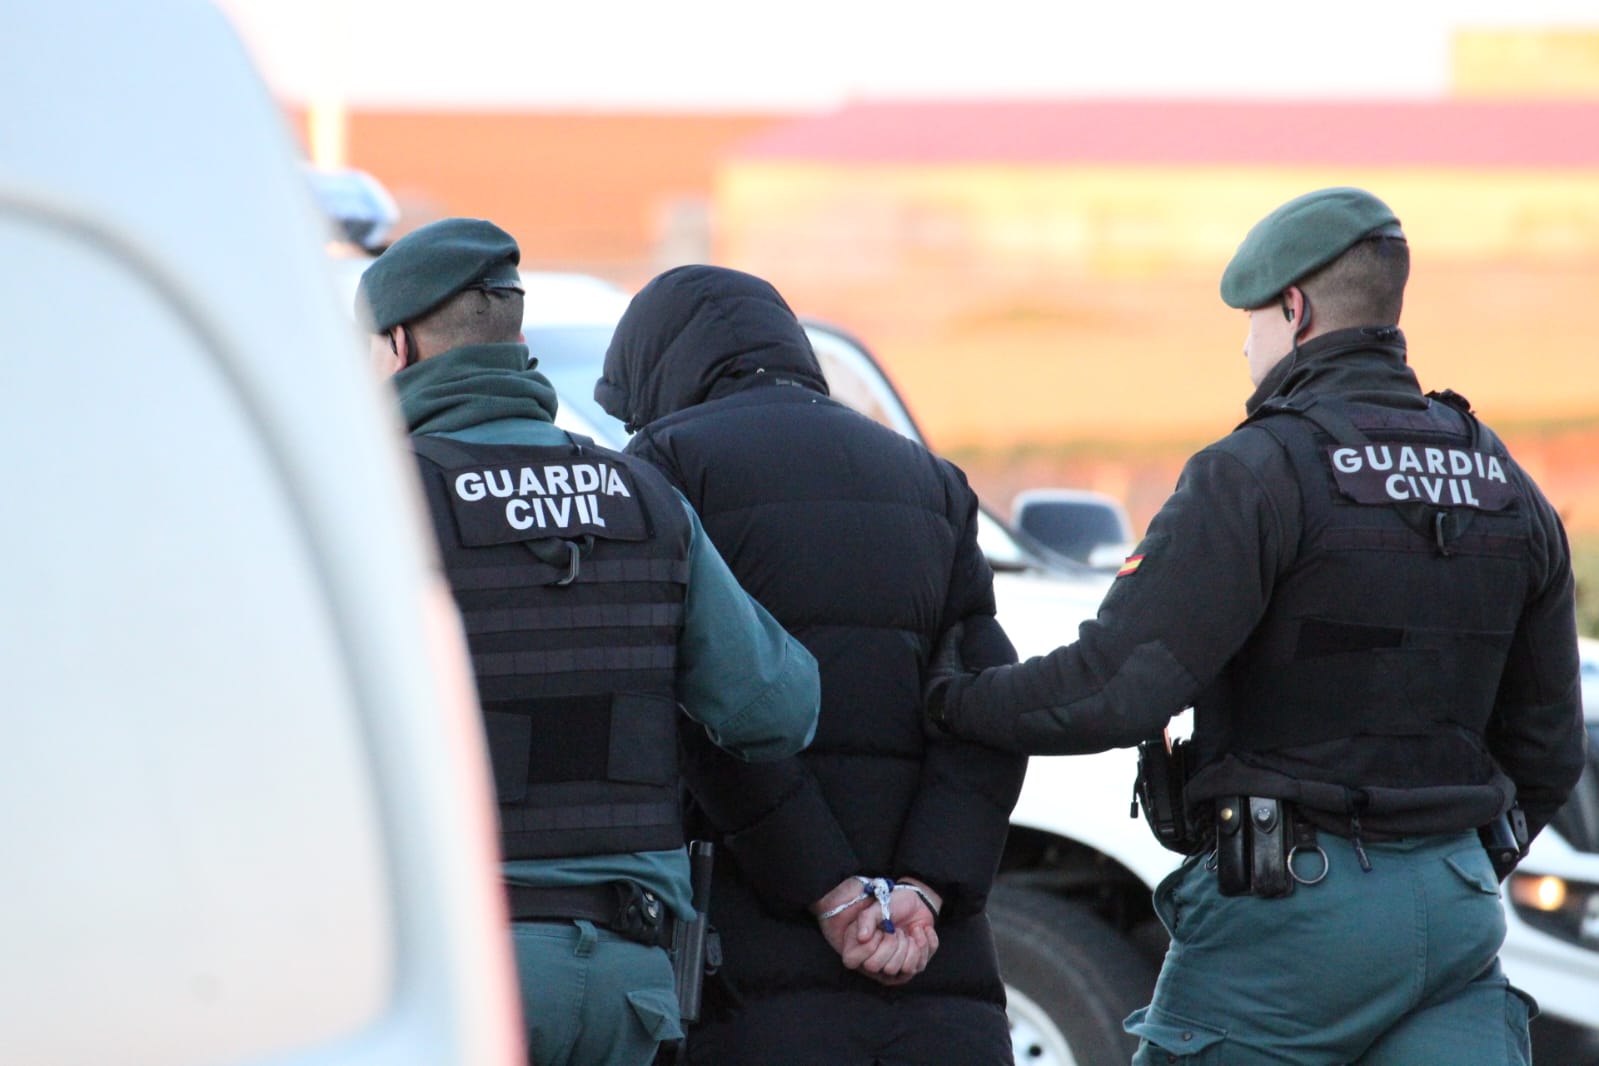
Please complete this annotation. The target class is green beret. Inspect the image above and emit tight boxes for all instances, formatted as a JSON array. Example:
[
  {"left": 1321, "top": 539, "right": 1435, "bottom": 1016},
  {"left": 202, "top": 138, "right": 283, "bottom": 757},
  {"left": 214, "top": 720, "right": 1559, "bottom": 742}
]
[
  {"left": 1220, "top": 188, "right": 1404, "bottom": 310},
  {"left": 356, "top": 217, "right": 522, "bottom": 332}
]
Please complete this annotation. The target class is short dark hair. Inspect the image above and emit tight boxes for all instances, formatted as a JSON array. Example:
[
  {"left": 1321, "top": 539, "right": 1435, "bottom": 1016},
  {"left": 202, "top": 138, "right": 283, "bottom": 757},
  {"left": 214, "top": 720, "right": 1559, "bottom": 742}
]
[
  {"left": 1299, "top": 236, "right": 1409, "bottom": 330},
  {"left": 409, "top": 287, "right": 524, "bottom": 354}
]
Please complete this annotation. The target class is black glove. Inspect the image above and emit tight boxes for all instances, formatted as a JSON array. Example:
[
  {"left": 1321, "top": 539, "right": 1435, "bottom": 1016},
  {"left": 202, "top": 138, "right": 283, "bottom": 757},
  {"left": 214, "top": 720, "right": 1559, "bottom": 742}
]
[{"left": 924, "top": 622, "right": 967, "bottom": 736}]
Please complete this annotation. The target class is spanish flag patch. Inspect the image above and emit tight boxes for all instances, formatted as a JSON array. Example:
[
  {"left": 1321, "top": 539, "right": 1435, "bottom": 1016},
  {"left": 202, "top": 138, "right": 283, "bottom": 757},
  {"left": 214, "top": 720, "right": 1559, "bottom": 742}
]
[{"left": 1117, "top": 554, "right": 1145, "bottom": 577}]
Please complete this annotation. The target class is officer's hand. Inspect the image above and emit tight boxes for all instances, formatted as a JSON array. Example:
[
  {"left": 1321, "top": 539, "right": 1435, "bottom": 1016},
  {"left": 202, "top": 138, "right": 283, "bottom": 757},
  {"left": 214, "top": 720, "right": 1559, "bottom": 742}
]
[{"left": 924, "top": 622, "right": 969, "bottom": 737}]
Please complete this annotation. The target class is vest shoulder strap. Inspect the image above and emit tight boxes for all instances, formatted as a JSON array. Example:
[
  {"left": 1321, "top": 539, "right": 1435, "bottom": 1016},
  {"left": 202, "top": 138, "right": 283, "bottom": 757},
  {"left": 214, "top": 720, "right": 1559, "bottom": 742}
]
[
  {"left": 410, "top": 433, "right": 482, "bottom": 469},
  {"left": 1246, "top": 394, "right": 1367, "bottom": 446},
  {"left": 411, "top": 430, "right": 595, "bottom": 467}
]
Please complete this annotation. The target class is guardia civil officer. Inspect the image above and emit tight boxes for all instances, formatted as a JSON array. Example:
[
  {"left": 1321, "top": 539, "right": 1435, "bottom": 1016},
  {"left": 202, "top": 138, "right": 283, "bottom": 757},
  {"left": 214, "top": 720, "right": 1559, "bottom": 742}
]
[
  {"left": 597, "top": 266, "right": 1024, "bottom": 1066},
  {"left": 358, "top": 219, "right": 821, "bottom": 1066},
  {"left": 925, "top": 188, "right": 1587, "bottom": 1065}
]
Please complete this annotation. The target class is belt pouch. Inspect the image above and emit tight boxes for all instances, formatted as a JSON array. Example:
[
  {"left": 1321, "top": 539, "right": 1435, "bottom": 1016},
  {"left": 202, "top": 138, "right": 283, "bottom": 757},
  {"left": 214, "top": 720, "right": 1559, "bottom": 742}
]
[
  {"left": 1215, "top": 796, "right": 1250, "bottom": 896},
  {"left": 1247, "top": 796, "right": 1291, "bottom": 898}
]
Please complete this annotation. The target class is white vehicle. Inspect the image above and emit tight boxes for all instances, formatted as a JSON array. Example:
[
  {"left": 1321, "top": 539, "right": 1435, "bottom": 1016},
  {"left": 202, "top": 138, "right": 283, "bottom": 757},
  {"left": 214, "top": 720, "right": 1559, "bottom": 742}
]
[
  {"left": 1498, "top": 636, "right": 1599, "bottom": 1059},
  {"left": 3, "top": 3, "right": 522, "bottom": 1064}
]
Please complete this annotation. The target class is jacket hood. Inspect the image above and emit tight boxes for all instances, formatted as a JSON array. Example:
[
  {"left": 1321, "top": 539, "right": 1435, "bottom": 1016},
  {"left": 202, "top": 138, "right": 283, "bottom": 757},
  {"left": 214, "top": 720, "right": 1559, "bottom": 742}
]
[{"left": 596, "top": 265, "right": 827, "bottom": 432}]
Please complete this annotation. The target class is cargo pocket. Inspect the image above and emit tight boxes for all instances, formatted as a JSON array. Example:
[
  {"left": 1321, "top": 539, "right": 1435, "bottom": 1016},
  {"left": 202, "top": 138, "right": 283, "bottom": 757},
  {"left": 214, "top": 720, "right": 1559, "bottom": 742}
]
[
  {"left": 1125, "top": 1005, "right": 1227, "bottom": 1064},
  {"left": 1444, "top": 847, "right": 1499, "bottom": 896},
  {"left": 626, "top": 985, "right": 683, "bottom": 1045}
]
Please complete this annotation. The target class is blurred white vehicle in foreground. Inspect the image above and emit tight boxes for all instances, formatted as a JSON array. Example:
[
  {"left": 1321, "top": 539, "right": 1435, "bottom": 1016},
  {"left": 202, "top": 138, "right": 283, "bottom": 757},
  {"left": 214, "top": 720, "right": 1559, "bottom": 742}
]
[{"left": 1, "top": 3, "right": 522, "bottom": 1064}]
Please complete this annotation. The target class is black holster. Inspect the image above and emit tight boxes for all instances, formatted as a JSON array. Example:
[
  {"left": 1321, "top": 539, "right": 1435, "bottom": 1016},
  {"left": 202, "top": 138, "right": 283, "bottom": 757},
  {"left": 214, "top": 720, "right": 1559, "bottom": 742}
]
[
  {"left": 1214, "top": 796, "right": 1301, "bottom": 898},
  {"left": 671, "top": 841, "right": 717, "bottom": 1024},
  {"left": 1478, "top": 807, "right": 1529, "bottom": 882},
  {"left": 1132, "top": 730, "right": 1204, "bottom": 855}
]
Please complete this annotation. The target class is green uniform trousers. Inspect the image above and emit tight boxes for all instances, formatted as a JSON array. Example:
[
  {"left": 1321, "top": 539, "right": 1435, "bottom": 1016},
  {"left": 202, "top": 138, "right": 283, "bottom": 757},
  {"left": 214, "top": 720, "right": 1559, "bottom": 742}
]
[
  {"left": 512, "top": 919, "right": 682, "bottom": 1066},
  {"left": 1126, "top": 830, "right": 1535, "bottom": 1065}
]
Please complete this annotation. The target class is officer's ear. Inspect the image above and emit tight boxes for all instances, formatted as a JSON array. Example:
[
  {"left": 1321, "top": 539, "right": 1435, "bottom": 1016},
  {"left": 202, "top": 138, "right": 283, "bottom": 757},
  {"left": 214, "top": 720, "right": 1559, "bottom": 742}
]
[
  {"left": 1280, "top": 287, "right": 1311, "bottom": 333},
  {"left": 391, "top": 325, "right": 422, "bottom": 368}
]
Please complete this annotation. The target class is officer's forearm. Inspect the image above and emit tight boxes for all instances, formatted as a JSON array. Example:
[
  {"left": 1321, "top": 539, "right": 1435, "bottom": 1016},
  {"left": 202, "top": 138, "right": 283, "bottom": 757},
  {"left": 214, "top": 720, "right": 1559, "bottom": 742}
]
[{"left": 937, "top": 640, "right": 1196, "bottom": 756}]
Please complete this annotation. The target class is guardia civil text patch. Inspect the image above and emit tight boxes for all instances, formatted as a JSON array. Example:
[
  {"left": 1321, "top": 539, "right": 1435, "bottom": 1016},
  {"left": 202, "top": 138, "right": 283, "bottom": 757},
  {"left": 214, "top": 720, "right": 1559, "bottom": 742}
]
[
  {"left": 445, "top": 459, "right": 649, "bottom": 546},
  {"left": 1324, "top": 444, "right": 1517, "bottom": 511}
]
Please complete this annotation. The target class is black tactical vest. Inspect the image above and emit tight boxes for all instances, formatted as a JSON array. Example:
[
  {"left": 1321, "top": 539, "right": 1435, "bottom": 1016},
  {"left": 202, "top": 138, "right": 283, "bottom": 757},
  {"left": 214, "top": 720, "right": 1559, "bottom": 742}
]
[
  {"left": 1191, "top": 391, "right": 1534, "bottom": 804},
  {"left": 412, "top": 433, "right": 691, "bottom": 860}
]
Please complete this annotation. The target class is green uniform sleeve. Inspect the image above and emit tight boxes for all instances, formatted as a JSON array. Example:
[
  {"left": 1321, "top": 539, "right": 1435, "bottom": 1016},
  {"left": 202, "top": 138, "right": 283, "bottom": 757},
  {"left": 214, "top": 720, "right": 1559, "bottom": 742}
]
[{"left": 675, "top": 494, "right": 820, "bottom": 761}]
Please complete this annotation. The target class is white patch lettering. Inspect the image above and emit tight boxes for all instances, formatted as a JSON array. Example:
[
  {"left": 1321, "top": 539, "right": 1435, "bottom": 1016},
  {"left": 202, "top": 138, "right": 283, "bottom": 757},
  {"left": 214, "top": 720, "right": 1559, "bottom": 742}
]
[
  {"left": 455, "top": 472, "right": 485, "bottom": 501},
  {"left": 506, "top": 499, "right": 535, "bottom": 530},
  {"left": 484, "top": 469, "right": 514, "bottom": 498}
]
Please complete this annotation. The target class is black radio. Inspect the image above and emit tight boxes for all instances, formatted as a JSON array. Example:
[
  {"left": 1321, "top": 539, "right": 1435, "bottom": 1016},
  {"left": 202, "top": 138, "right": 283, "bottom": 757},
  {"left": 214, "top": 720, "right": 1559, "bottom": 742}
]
[{"left": 1132, "top": 729, "right": 1204, "bottom": 855}]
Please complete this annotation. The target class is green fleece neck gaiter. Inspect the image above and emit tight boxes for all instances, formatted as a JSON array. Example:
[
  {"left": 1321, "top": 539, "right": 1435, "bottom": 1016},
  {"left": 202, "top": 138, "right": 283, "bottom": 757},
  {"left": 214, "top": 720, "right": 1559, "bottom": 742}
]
[{"left": 394, "top": 342, "right": 559, "bottom": 434}]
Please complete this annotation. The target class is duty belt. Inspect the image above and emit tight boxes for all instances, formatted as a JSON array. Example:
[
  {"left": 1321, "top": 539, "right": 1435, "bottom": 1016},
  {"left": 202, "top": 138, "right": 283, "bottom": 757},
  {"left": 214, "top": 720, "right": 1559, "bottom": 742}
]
[{"left": 506, "top": 880, "right": 671, "bottom": 947}]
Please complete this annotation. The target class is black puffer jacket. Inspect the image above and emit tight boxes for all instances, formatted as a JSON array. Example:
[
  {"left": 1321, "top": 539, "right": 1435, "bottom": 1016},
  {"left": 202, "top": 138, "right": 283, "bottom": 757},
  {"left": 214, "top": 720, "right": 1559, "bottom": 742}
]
[{"left": 599, "top": 266, "right": 1025, "bottom": 1004}]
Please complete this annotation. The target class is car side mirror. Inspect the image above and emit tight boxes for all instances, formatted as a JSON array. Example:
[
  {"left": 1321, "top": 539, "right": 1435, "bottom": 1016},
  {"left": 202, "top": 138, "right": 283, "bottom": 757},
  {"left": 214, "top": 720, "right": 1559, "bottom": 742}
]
[{"left": 1011, "top": 489, "right": 1135, "bottom": 569}]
